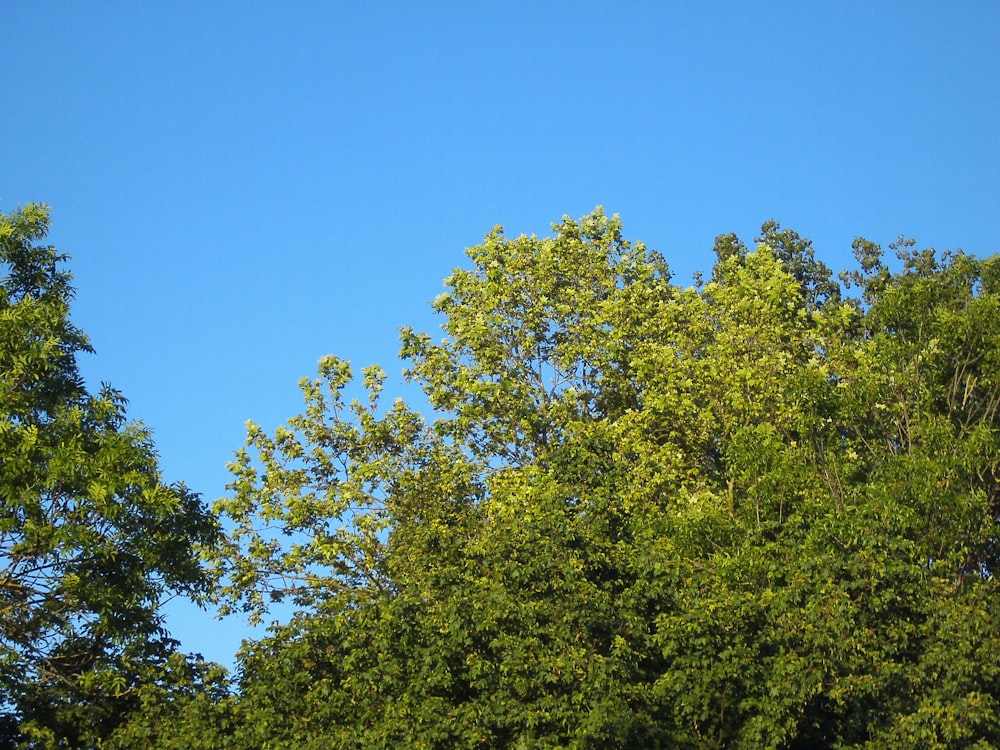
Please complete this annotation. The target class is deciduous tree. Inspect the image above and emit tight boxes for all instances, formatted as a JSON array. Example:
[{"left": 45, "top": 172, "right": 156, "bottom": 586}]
[
  {"left": 207, "top": 209, "right": 1000, "bottom": 748},
  {"left": 0, "top": 205, "right": 220, "bottom": 747}
]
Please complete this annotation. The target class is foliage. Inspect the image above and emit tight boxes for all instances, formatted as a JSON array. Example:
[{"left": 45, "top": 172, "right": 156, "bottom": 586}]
[
  {"left": 0, "top": 205, "right": 220, "bottom": 747},
  {"left": 204, "top": 208, "right": 1000, "bottom": 747},
  {"left": 102, "top": 654, "right": 237, "bottom": 750}
]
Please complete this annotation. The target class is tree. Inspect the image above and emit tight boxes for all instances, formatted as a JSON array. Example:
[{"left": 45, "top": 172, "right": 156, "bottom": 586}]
[
  {"left": 209, "top": 209, "right": 1000, "bottom": 748},
  {"left": 0, "top": 205, "right": 220, "bottom": 747}
]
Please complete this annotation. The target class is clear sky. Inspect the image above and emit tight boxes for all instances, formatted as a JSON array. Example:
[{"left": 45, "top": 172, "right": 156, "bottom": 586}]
[{"left": 3, "top": 2, "right": 998, "bottom": 668}]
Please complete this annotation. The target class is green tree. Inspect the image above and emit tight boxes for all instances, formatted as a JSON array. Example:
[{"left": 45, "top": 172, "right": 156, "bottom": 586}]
[
  {"left": 0, "top": 205, "right": 220, "bottom": 747},
  {"left": 209, "top": 209, "right": 1000, "bottom": 748}
]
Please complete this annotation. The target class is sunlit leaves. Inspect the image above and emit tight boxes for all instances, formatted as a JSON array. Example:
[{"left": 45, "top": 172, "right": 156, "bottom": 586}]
[{"left": 210, "top": 209, "right": 1000, "bottom": 748}]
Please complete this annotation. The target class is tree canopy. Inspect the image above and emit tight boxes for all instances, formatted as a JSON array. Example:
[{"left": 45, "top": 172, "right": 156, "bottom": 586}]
[
  {"left": 27, "top": 206, "right": 999, "bottom": 748},
  {"left": 0, "top": 205, "right": 220, "bottom": 748},
  {"left": 147, "top": 208, "right": 998, "bottom": 749}
]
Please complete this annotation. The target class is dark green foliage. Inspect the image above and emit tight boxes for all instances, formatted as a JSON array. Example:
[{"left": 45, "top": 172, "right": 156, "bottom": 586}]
[
  {"left": 756, "top": 219, "right": 841, "bottom": 310},
  {"left": 0, "top": 205, "right": 221, "bottom": 747}
]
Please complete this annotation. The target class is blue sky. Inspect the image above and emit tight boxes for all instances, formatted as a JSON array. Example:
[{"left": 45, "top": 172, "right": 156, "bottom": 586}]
[{"left": 3, "top": 2, "right": 998, "bottom": 668}]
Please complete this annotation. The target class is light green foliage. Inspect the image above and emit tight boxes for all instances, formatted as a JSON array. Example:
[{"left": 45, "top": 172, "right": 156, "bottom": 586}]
[
  {"left": 0, "top": 206, "right": 220, "bottom": 748},
  {"left": 206, "top": 209, "right": 1000, "bottom": 748}
]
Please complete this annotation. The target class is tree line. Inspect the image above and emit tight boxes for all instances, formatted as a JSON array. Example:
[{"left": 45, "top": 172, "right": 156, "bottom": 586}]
[{"left": 2, "top": 204, "right": 999, "bottom": 748}]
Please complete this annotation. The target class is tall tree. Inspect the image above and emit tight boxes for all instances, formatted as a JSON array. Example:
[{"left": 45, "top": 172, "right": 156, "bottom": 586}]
[
  {"left": 205, "top": 209, "right": 1000, "bottom": 748},
  {"left": 0, "top": 205, "right": 219, "bottom": 747}
]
